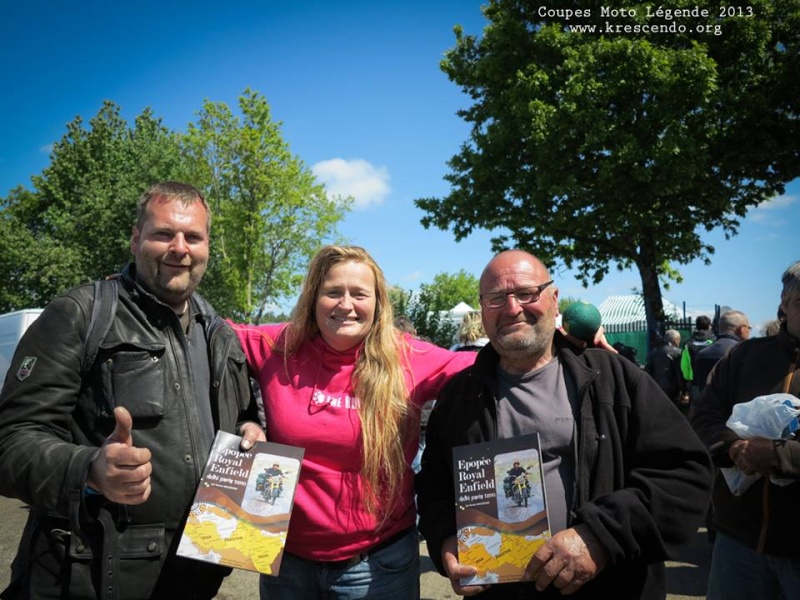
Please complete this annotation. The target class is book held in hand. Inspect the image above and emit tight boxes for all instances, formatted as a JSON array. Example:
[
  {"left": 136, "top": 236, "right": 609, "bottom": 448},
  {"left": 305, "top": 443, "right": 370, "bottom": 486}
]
[
  {"left": 453, "top": 433, "right": 551, "bottom": 585},
  {"left": 177, "top": 430, "right": 304, "bottom": 576}
]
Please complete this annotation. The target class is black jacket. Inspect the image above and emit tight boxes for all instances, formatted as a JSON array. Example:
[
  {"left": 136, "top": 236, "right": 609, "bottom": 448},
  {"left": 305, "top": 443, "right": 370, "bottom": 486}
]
[
  {"left": 691, "top": 333, "right": 742, "bottom": 393},
  {"left": 680, "top": 330, "right": 715, "bottom": 392},
  {"left": 416, "top": 333, "right": 713, "bottom": 599},
  {"left": 0, "top": 264, "right": 257, "bottom": 599},
  {"left": 645, "top": 343, "right": 683, "bottom": 401},
  {"left": 691, "top": 324, "right": 800, "bottom": 557}
]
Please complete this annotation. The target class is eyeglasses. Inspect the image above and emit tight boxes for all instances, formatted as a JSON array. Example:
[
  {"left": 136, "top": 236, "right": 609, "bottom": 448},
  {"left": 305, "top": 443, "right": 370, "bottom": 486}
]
[{"left": 479, "top": 281, "right": 554, "bottom": 309}]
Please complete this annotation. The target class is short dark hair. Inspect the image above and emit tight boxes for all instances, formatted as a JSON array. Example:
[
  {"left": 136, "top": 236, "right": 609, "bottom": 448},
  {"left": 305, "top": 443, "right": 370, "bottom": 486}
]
[
  {"left": 136, "top": 181, "right": 210, "bottom": 232},
  {"left": 695, "top": 315, "right": 711, "bottom": 330},
  {"left": 394, "top": 314, "right": 417, "bottom": 335}
]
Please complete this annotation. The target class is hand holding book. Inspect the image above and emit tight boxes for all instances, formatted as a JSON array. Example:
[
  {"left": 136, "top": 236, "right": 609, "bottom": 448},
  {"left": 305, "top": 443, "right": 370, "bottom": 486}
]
[
  {"left": 523, "top": 523, "right": 609, "bottom": 595},
  {"left": 452, "top": 433, "right": 551, "bottom": 586},
  {"left": 176, "top": 431, "right": 304, "bottom": 576}
]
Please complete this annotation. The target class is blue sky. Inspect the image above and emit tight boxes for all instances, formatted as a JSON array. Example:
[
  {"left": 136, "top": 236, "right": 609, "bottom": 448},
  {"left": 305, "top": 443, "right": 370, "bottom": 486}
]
[{"left": 1, "top": 0, "right": 797, "bottom": 333}]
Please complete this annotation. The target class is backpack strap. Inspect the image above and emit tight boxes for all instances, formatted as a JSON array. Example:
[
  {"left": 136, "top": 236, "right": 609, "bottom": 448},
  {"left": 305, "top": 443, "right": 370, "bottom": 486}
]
[{"left": 82, "top": 279, "right": 120, "bottom": 374}]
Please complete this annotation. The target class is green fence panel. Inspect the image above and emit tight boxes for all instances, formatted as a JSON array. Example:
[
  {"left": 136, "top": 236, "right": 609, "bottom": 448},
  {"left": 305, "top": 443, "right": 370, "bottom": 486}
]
[{"left": 604, "top": 331, "right": 648, "bottom": 366}]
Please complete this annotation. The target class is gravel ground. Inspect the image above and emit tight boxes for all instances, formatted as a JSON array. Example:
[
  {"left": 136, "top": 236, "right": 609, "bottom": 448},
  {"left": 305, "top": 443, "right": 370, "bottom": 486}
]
[{"left": 0, "top": 496, "right": 711, "bottom": 599}]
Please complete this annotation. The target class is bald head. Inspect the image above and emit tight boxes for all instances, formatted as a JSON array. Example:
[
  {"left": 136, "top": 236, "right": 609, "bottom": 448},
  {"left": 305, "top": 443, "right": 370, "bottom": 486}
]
[
  {"left": 479, "top": 250, "right": 559, "bottom": 374},
  {"left": 480, "top": 250, "right": 550, "bottom": 292}
]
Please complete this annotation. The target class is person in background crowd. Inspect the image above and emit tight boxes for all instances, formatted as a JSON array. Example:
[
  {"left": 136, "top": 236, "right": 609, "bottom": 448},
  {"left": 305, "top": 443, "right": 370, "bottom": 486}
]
[
  {"left": 394, "top": 314, "right": 417, "bottom": 336},
  {"left": 692, "top": 310, "right": 750, "bottom": 394},
  {"left": 764, "top": 319, "right": 782, "bottom": 337},
  {"left": 692, "top": 260, "right": 800, "bottom": 600},
  {"left": 680, "top": 315, "right": 716, "bottom": 405},
  {"left": 0, "top": 182, "right": 263, "bottom": 599},
  {"left": 231, "top": 245, "right": 476, "bottom": 600},
  {"left": 417, "top": 249, "right": 712, "bottom": 599},
  {"left": 691, "top": 310, "right": 750, "bottom": 543},
  {"left": 451, "top": 311, "right": 489, "bottom": 352},
  {"left": 556, "top": 303, "right": 617, "bottom": 354},
  {"left": 646, "top": 329, "right": 684, "bottom": 407},
  {"left": 764, "top": 307, "right": 786, "bottom": 337}
]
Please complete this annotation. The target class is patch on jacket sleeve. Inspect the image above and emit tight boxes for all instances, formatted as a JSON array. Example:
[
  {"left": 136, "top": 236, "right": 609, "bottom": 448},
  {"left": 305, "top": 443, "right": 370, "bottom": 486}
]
[{"left": 16, "top": 357, "right": 37, "bottom": 381}]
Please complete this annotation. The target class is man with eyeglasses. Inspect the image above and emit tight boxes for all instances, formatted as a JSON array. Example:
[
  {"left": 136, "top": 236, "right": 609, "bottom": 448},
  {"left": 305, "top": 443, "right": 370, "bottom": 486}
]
[
  {"left": 416, "top": 249, "right": 712, "bottom": 599},
  {"left": 692, "top": 310, "right": 751, "bottom": 395}
]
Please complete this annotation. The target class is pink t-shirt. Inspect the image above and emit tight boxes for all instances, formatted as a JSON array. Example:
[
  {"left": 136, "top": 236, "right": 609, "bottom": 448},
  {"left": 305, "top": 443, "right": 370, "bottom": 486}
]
[{"left": 231, "top": 322, "right": 476, "bottom": 561}]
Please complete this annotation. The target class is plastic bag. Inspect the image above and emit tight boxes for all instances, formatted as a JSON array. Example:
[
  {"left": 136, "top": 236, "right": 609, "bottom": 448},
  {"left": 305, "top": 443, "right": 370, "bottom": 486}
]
[{"left": 722, "top": 393, "right": 800, "bottom": 496}]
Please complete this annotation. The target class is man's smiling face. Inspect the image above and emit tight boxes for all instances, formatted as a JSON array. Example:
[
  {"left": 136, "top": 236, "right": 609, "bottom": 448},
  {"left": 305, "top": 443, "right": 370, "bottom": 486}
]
[{"left": 130, "top": 196, "right": 209, "bottom": 312}]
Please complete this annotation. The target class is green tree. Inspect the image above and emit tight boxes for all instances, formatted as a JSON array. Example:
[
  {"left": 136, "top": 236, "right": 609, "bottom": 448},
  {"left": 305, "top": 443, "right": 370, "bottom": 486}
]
[
  {"left": 0, "top": 102, "right": 182, "bottom": 311},
  {"left": 180, "top": 89, "right": 350, "bottom": 322},
  {"left": 0, "top": 190, "right": 81, "bottom": 310},
  {"left": 416, "top": 0, "right": 799, "bottom": 347},
  {"left": 390, "top": 271, "right": 479, "bottom": 347},
  {"left": 428, "top": 270, "right": 480, "bottom": 310},
  {"left": 390, "top": 286, "right": 457, "bottom": 348}
]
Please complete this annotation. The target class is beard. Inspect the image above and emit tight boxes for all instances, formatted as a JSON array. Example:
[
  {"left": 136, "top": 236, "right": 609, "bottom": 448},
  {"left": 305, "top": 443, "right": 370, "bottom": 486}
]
[
  {"left": 136, "top": 260, "right": 207, "bottom": 309},
  {"left": 492, "top": 316, "right": 556, "bottom": 359}
]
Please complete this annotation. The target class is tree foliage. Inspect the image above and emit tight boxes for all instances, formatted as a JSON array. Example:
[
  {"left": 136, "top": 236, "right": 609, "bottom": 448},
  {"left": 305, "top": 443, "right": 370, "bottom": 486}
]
[
  {"left": 391, "top": 287, "right": 457, "bottom": 348},
  {"left": 428, "top": 269, "right": 480, "bottom": 310},
  {"left": 0, "top": 91, "right": 350, "bottom": 318},
  {"left": 390, "top": 270, "right": 480, "bottom": 347},
  {"left": 416, "top": 0, "right": 800, "bottom": 345},
  {"left": 180, "top": 89, "right": 349, "bottom": 322},
  {"left": 0, "top": 102, "right": 182, "bottom": 310}
]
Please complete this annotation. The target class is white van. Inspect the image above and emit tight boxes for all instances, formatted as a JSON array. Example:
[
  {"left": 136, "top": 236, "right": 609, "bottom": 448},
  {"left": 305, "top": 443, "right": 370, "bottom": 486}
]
[{"left": 0, "top": 309, "right": 44, "bottom": 392}]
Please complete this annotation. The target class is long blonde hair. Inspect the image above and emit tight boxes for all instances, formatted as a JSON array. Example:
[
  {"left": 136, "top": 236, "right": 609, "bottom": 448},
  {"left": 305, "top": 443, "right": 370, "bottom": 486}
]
[{"left": 283, "top": 245, "right": 412, "bottom": 522}]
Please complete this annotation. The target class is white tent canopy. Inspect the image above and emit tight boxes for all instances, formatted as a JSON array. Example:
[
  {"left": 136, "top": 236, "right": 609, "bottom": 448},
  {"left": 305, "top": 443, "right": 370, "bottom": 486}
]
[
  {"left": 449, "top": 301, "right": 475, "bottom": 318},
  {"left": 437, "top": 302, "right": 477, "bottom": 327},
  {"left": 598, "top": 295, "right": 681, "bottom": 328}
]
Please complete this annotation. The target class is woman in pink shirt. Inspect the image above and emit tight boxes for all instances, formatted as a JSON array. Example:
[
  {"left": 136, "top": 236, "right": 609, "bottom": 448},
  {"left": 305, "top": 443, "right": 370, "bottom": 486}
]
[{"left": 232, "top": 245, "right": 476, "bottom": 599}]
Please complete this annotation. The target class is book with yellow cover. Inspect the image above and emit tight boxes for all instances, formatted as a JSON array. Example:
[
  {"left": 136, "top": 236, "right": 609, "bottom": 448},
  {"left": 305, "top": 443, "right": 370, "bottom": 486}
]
[
  {"left": 177, "top": 430, "right": 304, "bottom": 576},
  {"left": 453, "top": 433, "right": 551, "bottom": 585}
]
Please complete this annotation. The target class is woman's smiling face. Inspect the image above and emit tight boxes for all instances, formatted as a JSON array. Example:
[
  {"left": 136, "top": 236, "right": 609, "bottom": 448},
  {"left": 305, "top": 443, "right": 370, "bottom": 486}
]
[{"left": 315, "top": 260, "right": 377, "bottom": 351}]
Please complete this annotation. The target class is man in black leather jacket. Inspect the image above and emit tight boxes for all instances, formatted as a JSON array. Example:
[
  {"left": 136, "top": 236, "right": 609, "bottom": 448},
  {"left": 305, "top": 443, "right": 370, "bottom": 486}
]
[{"left": 0, "top": 182, "right": 265, "bottom": 599}]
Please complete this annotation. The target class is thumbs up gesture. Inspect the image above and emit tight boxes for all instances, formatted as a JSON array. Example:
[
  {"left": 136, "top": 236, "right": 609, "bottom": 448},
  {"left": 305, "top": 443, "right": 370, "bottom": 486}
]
[{"left": 87, "top": 407, "right": 153, "bottom": 504}]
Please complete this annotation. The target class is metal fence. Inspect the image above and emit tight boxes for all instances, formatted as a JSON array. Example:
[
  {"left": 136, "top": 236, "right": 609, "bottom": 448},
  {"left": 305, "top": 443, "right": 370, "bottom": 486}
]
[{"left": 603, "top": 317, "right": 696, "bottom": 366}]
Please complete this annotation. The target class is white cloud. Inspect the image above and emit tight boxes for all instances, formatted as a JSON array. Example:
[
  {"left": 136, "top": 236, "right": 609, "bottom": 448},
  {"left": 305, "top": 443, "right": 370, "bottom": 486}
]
[
  {"left": 402, "top": 270, "right": 423, "bottom": 283},
  {"left": 311, "top": 158, "right": 390, "bottom": 209},
  {"left": 40, "top": 144, "right": 54, "bottom": 154},
  {"left": 759, "top": 194, "right": 797, "bottom": 210},
  {"left": 749, "top": 194, "right": 797, "bottom": 222}
]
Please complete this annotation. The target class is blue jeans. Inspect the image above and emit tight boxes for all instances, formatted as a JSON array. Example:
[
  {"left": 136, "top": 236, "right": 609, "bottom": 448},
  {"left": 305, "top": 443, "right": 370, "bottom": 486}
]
[
  {"left": 259, "top": 528, "right": 420, "bottom": 599},
  {"left": 707, "top": 533, "right": 800, "bottom": 600}
]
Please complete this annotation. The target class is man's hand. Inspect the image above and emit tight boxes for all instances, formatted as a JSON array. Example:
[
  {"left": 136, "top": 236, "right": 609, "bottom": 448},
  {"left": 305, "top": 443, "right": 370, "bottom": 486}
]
[
  {"left": 559, "top": 325, "right": 617, "bottom": 353},
  {"left": 441, "top": 535, "right": 490, "bottom": 596},
  {"left": 591, "top": 326, "right": 617, "bottom": 353},
  {"left": 87, "top": 407, "right": 152, "bottom": 504},
  {"left": 729, "top": 438, "right": 778, "bottom": 476},
  {"left": 524, "top": 524, "right": 609, "bottom": 595},
  {"left": 238, "top": 421, "right": 267, "bottom": 450}
]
